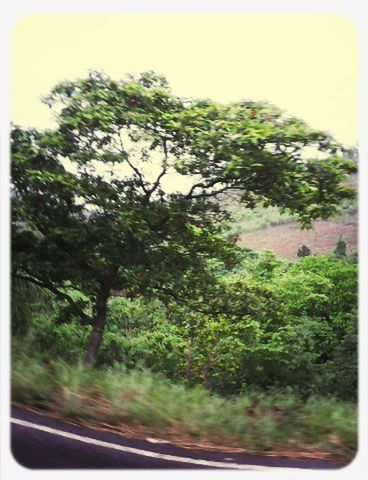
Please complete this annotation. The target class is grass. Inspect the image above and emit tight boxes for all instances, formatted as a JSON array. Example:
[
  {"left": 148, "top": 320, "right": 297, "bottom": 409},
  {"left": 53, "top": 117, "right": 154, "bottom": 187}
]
[
  {"left": 12, "top": 353, "right": 357, "bottom": 460},
  {"left": 226, "top": 202, "right": 357, "bottom": 237},
  {"left": 226, "top": 204, "right": 294, "bottom": 235}
]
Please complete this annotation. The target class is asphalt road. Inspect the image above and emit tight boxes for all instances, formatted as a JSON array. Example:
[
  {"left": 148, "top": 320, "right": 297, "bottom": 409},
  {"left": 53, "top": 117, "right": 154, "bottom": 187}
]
[{"left": 11, "top": 406, "right": 346, "bottom": 470}]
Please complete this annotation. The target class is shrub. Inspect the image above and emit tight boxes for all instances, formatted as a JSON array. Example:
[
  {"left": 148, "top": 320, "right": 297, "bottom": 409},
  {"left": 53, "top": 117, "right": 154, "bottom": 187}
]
[
  {"left": 297, "top": 245, "right": 311, "bottom": 257},
  {"left": 12, "top": 254, "right": 357, "bottom": 400}
]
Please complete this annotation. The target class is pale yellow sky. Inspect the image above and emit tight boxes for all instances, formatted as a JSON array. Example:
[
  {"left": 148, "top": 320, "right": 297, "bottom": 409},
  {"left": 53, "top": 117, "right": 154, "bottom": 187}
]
[{"left": 11, "top": 14, "right": 358, "bottom": 146}]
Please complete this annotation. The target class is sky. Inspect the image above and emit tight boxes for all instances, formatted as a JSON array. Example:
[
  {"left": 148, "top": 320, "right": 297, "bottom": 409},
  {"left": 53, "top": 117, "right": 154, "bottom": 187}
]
[{"left": 11, "top": 14, "right": 357, "bottom": 147}]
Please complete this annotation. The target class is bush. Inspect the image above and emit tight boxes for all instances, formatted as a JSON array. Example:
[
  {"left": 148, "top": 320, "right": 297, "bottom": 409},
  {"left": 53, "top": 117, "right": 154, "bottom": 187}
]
[
  {"left": 297, "top": 245, "right": 311, "bottom": 257},
  {"left": 12, "top": 254, "right": 357, "bottom": 400}
]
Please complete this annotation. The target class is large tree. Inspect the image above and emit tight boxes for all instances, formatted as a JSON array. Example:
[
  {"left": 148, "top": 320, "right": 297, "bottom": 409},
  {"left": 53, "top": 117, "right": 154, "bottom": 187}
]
[{"left": 11, "top": 71, "right": 356, "bottom": 364}]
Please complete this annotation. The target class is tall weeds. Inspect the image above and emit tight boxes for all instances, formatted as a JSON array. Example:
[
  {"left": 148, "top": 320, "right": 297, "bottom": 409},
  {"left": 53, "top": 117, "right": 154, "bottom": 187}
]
[{"left": 12, "top": 354, "right": 357, "bottom": 458}]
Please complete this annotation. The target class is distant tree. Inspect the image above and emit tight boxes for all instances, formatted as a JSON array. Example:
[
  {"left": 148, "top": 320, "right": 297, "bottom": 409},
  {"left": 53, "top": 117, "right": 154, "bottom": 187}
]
[
  {"left": 334, "top": 236, "right": 347, "bottom": 258},
  {"left": 11, "top": 71, "right": 356, "bottom": 364},
  {"left": 342, "top": 146, "right": 358, "bottom": 164},
  {"left": 297, "top": 245, "right": 311, "bottom": 258}
]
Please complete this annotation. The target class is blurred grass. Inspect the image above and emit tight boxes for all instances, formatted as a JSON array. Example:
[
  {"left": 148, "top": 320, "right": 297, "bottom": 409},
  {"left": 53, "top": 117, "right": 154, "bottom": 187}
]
[{"left": 12, "top": 353, "right": 357, "bottom": 458}]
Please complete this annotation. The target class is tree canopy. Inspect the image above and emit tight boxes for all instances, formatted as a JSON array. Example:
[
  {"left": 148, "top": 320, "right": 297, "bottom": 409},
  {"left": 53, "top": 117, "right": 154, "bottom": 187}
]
[{"left": 11, "top": 70, "right": 356, "bottom": 364}]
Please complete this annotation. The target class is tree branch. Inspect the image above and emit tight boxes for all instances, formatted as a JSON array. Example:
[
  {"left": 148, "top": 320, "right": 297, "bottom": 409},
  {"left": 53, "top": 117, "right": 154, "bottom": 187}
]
[
  {"left": 186, "top": 181, "right": 205, "bottom": 199},
  {"left": 117, "top": 132, "right": 149, "bottom": 195},
  {"left": 185, "top": 176, "right": 232, "bottom": 200},
  {"left": 14, "top": 272, "right": 92, "bottom": 325},
  {"left": 188, "top": 185, "right": 230, "bottom": 199},
  {"left": 145, "top": 139, "right": 169, "bottom": 201}
]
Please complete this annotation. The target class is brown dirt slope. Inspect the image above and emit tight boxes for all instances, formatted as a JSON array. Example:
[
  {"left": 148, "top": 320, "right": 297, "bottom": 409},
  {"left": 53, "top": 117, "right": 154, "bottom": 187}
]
[{"left": 238, "top": 212, "right": 357, "bottom": 259}]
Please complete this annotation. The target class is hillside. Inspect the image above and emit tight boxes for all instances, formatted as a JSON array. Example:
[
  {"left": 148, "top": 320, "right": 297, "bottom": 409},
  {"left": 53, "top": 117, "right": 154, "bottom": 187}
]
[
  {"left": 224, "top": 174, "right": 358, "bottom": 259},
  {"left": 237, "top": 212, "right": 357, "bottom": 259}
]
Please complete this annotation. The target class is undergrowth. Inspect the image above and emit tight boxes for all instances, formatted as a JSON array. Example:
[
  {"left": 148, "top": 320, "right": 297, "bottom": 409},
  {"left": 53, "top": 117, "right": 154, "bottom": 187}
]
[{"left": 12, "top": 353, "right": 357, "bottom": 459}]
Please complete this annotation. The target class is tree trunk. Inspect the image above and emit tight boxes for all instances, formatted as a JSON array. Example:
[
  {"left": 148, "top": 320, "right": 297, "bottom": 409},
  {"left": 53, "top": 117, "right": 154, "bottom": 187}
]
[
  {"left": 185, "top": 337, "right": 194, "bottom": 382},
  {"left": 84, "top": 286, "right": 109, "bottom": 366},
  {"left": 203, "top": 350, "right": 213, "bottom": 391}
]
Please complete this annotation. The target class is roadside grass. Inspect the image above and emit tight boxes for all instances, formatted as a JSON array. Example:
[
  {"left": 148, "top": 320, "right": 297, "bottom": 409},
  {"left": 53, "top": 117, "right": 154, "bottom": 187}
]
[{"left": 12, "top": 353, "right": 357, "bottom": 459}]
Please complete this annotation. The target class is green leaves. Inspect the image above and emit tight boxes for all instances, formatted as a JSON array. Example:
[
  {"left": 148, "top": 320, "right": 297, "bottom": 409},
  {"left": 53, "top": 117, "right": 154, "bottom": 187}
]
[{"left": 11, "top": 70, "right": 357, "bottom": 365}]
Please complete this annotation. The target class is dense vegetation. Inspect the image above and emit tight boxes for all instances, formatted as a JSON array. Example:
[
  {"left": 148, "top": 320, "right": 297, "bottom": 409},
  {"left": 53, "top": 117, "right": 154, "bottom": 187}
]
[
  {"left": 12, "top": 250, "right": 357, "bottom": 457},
  {"left": 12, "top": 71, "right": 355, "bottom": 364},
  {"left": 11, "top": 71, "right": 357, "bottom": 460},
  {"left": 12, "top": 251, "right": 358, "bottom": 400}
]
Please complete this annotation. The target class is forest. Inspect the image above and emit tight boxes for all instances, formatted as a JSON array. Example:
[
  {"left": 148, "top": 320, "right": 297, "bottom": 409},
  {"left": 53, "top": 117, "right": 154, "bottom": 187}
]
[{"left": 11, "top": 71, "right": 358, "bottom": 460}]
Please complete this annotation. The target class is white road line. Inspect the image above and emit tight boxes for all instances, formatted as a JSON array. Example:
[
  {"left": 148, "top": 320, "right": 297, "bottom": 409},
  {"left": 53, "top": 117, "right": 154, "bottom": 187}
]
[{"left": 11, "top": 417, "right": 303, "bottom": 471}]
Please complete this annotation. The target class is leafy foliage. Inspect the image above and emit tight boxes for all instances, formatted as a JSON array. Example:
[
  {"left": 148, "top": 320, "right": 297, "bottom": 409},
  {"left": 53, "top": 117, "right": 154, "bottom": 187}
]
[
  {"left": 11, "top": 71, "right": 358, "bottom": 462},
  {"left": 13, "top": 253, "right": 357, "bottom": 400},
  {"left": 12, "top": 71, "right": 356, "bottom": 362}
]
